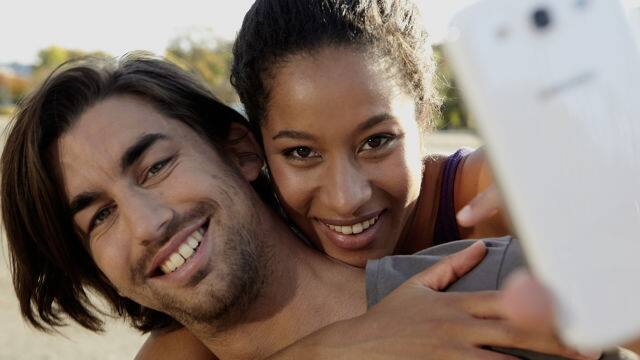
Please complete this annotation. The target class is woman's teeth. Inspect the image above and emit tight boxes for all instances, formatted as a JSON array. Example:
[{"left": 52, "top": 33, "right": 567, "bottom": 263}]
[
  {"left": 325, "top": 216, "right": 379, "bottom": 235},
  {"left": 159, "top": 227, "right": 205, "bottom": 274}
]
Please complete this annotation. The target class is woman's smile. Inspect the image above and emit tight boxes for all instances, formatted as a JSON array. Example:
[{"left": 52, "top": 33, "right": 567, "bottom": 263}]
[{"left": 263, "top": 46, "right": 426, "bottom": 266}]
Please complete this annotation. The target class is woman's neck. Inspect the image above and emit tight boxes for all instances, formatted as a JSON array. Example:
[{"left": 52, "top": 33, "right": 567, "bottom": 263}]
[{"left": 395, "top": 154, "right": 448, "bottom": 254}]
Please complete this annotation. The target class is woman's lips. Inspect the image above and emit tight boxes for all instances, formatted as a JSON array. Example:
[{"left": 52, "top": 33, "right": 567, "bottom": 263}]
[
  {"left": 315, "top": 211, "right": 385, "bottom": 250},
  {"left": 322, "top": 215, "right": 379, "bottom": 235}
]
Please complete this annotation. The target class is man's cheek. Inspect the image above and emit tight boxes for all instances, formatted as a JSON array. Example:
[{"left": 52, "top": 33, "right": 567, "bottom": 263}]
[{"left": 93, "top": 253, "right": 131, "bottom": 294}]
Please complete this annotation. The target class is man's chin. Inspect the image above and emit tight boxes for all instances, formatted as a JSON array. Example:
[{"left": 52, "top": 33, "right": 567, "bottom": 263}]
[{"left": 148, "top": 226, "right": 268, "bottom": 332}]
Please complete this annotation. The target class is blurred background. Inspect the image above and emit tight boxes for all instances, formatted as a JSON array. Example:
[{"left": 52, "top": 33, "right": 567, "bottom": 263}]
[
  {"left": 1, "top": 0, "right": 638, "bottom": 358},
  {"left": 0, "top": 0, "right": 486, "bottom": 131}
]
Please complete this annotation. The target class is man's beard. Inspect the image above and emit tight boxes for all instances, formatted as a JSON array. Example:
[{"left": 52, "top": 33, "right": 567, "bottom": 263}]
[{"left": 143, "top": 199, "right": 271, "bottom": 332}]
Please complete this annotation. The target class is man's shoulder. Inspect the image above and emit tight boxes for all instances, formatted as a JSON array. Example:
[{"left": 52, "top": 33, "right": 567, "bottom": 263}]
[{"left": 365, "top": 237, "right": 526, "bottom": 308}]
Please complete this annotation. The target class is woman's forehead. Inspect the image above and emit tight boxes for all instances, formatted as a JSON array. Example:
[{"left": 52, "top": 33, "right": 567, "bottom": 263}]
[{"left": 265, "top": 48, "right": 412, "bottom": 125}]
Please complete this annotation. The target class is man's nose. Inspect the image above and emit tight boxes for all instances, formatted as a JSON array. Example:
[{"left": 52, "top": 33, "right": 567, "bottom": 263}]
[
  {"left": 318, "top": 158, "right": 372, "bottom": 217},
  {"left": 119, "top": 190, "right": 174, "bottom": 246}
]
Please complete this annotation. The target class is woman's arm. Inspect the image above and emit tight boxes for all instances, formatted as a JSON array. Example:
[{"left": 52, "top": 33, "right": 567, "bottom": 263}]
[
  {"left": 269, "top": 243, "right": 580, "bottom": 360},
  {"left": 135, "top": 326, "right": 218, "bottom": 360}
]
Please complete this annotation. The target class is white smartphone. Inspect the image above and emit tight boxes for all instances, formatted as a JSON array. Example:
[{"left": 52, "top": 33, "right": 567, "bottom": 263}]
[
  {"left": 445, "top": 0, "right": 640, "bottom": 350},
  {"left": 629, "top": 2, "right": 640, "bottom": 42}
]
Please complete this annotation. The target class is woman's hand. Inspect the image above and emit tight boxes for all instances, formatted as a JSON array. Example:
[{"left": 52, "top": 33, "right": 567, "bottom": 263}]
[
  {"left": 271, "top": 242, "right": 587, "bottom": 359},
  {"left": 454, "top": 148, "right": 511, "bottom": 239},
  {"left": 457, "top": 183, "right": 504, "bottom": 228},
  {"left": 501, "top": 271, "right": 640, "bottom": 358}
]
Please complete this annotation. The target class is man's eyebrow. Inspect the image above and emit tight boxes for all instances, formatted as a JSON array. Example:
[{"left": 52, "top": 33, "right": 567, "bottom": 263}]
[
  {"left": 121, "top": 133, "right": 169, "bottom": 173},
  {"left": 356, "top": 113, "right": 395, "bottom": 132},
  {"left": 69, "top": 191, "right": 101, "bottom": 217}
]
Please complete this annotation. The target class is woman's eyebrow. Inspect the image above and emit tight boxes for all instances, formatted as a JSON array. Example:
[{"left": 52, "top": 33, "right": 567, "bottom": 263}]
[
  {"left": 271, "top": 114, "right": 395, "bottom": 141},
  {"left": 356, "top": 113, "right": 394, "bottom": 132},
  {"left": 272, "top": 130, "right": 314, "bottom": 141}
]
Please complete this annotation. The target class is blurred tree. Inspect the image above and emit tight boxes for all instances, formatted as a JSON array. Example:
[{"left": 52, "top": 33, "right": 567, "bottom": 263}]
[
  {"left": 0, "top": 73, "right": 29, "bottom": 104},
  {"left": 32, "top": 46, "right": 109, "bottom": 84},
  {"left": 165, "top": 30, "right": 238, "bottom": 104},
  {"left": 8, "top": 76, "right": 29, "bottom": 103},
  {"left": 0, "top": 74, "right": 9, "bottom": 105},
  {"left": 433, "top": 44, "right": 471, "bottom": 130}
]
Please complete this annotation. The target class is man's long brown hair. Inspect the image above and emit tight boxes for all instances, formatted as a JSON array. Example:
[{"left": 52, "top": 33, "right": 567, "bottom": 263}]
[{"left": 0, "top": 53, "right": 266, "bottom": 333}]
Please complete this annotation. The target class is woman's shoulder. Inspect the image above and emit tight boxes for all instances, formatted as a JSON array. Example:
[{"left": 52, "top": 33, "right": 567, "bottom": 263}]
[{"left": 404, "top": 148, "right": 491, "bottom": 252}]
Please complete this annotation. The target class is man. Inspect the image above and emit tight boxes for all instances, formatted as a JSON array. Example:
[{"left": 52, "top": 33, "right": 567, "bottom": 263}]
[{"left": 0, "top": 55, "right": 607, "bottom": 359}]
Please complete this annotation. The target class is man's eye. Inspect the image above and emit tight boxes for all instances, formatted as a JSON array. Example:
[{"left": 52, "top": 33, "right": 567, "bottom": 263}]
[
  {"left": 90, "top": 206, "right": 114, "bottom": 232},
  {"left": 143, "top": 157, "right": 172, "bottom": 182},
  {"left": 282, "top": 147, "right": 320, "bottom": 160},
  {"left": 360, "top": 135, "right": 394, "bottom": 151}
]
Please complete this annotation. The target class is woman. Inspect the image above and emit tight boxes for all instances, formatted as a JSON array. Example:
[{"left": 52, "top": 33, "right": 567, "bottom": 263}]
[
  {"left": 230, "top": 0, "right": 508, "bottom": 267},
  {"left": 138, "top": 0, "right": 512, "bottom": 358}
]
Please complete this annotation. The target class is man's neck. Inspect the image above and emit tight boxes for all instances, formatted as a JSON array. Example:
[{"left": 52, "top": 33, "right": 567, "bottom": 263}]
[{"left": 193, "top": 213, "right": 368, "bottom": 359}]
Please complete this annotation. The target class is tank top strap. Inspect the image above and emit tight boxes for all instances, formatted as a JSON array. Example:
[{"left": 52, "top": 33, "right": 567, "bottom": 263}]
[{"left": 432, "top": 148, "right": 473, "bottom": 246}]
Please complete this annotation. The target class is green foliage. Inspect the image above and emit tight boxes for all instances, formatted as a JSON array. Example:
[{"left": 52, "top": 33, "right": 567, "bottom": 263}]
[
  {"left": 165, "top": 31, "right": 238, "bottom": 105},
  {"left": 0, "top": 73, "right": 29, "bottom": 105},
  {"left": 18, "top": 38, "right": 467, "bottom": 128},
  {"left": 32, "top": 46, "right": 110, "bottom": 84},
  {"left": 0, "top": 105, "right": 14, "bottom": 117},
  {"left": 433, "top": 45, "right": 471, "bottom": 130}
]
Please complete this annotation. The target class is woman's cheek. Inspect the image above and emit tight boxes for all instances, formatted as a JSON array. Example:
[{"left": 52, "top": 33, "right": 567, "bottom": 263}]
[{"left": 270, "top": 160, "right": 312, "bottom": 215}]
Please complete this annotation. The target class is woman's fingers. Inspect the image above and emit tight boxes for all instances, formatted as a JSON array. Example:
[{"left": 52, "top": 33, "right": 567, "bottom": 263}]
[
  {"left": 408, "top": 241, "right": 487, "bottom": 290},
  {"left": 500, "top": 270, "right": 556, "bottom": 332},
  {"left": 464, "top": 319, "right": 593, "bottom": 360},
  {"left": 457, "top": 184, "right": 502, "bottom": 227},
  {"left": 497, "top": 272, "right": 602, "bottom": 360}
]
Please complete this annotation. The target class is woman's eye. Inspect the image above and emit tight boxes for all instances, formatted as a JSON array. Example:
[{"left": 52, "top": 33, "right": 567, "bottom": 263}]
[
  {"left": 283, "top": 147, "right": 320, "bottom": 160},
  {"left": 360, "top": 135, "right": 393, "bottom": 151}
]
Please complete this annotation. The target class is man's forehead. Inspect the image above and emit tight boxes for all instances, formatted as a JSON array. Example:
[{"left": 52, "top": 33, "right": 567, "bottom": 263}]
[{"left": 70, "top": 96, "right": 177, "bottom": 142}]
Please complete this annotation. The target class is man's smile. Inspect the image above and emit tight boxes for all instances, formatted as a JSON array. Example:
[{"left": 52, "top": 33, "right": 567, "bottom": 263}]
[
  {"left": 159, "top": 226, "right": 205, "bottom": 274},
  {"left": 147, "top": 217, "right": 211, "bottom": 281}
]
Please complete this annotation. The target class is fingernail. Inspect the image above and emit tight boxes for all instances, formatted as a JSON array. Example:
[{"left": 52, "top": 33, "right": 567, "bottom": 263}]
[{"left": 457, "top": 205, "right": 472, "bottom": 223}]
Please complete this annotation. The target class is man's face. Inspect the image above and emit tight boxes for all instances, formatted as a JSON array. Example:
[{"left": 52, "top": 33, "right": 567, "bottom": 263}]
[{"left": 57, "top": 95, "right": 266, "bottom": 327}]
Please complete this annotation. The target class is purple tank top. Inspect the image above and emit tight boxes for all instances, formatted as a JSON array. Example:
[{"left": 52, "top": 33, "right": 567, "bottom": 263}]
[{"left": 432, "top": 148, "right": 472, "bottom": 246}]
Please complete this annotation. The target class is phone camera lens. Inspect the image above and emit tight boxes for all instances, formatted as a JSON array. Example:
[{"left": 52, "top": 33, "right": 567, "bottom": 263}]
[{"left": 532, "top": 7, "right": 552, "bottom": 30}]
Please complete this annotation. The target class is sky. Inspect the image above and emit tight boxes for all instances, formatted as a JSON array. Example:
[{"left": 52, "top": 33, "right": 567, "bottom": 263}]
[
  {"left": 4, "top": 0, "right": 639, "bottom": 65},
  {"left": 1, "top": 0, "right": 476, "bottom": 64}
]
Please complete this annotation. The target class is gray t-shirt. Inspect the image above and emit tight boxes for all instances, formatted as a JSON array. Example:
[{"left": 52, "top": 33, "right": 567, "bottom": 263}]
[{"left": 365, "top": 237, "right": 631, "bottom": 360}]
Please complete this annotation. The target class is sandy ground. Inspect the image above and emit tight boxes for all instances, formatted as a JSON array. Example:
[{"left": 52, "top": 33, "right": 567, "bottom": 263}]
[{"left": 0, "top": 115, "right": 481, "bottom": 359}]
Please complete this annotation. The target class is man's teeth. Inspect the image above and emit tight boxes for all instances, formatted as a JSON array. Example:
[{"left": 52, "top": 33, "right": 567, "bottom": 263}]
[
  {"left": 325, "top": 216, "right": 379, "bottom": 235},
  {"left": 159, "top": 227, "right": 205, "bottom": 274}
]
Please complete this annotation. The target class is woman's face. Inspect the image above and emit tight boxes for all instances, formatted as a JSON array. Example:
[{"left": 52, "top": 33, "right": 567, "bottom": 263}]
[{"left": 262, "top": 46, "right": 426, "bottom": 267}]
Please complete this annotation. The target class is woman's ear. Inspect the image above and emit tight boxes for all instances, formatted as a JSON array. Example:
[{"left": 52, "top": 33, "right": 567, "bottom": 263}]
[{"left": 224, "top": 122, "right": 264, "bottom": 182}]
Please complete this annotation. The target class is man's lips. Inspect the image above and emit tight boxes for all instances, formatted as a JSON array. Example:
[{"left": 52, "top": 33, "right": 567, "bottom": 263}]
[{"left": 146, "top": 218, "right": 209, "bottom": 277}]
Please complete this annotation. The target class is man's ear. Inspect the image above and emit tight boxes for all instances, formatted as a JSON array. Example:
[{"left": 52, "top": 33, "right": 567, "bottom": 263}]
[{"left": 224, "top": 122, "right": 264, "bottom": 182}]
